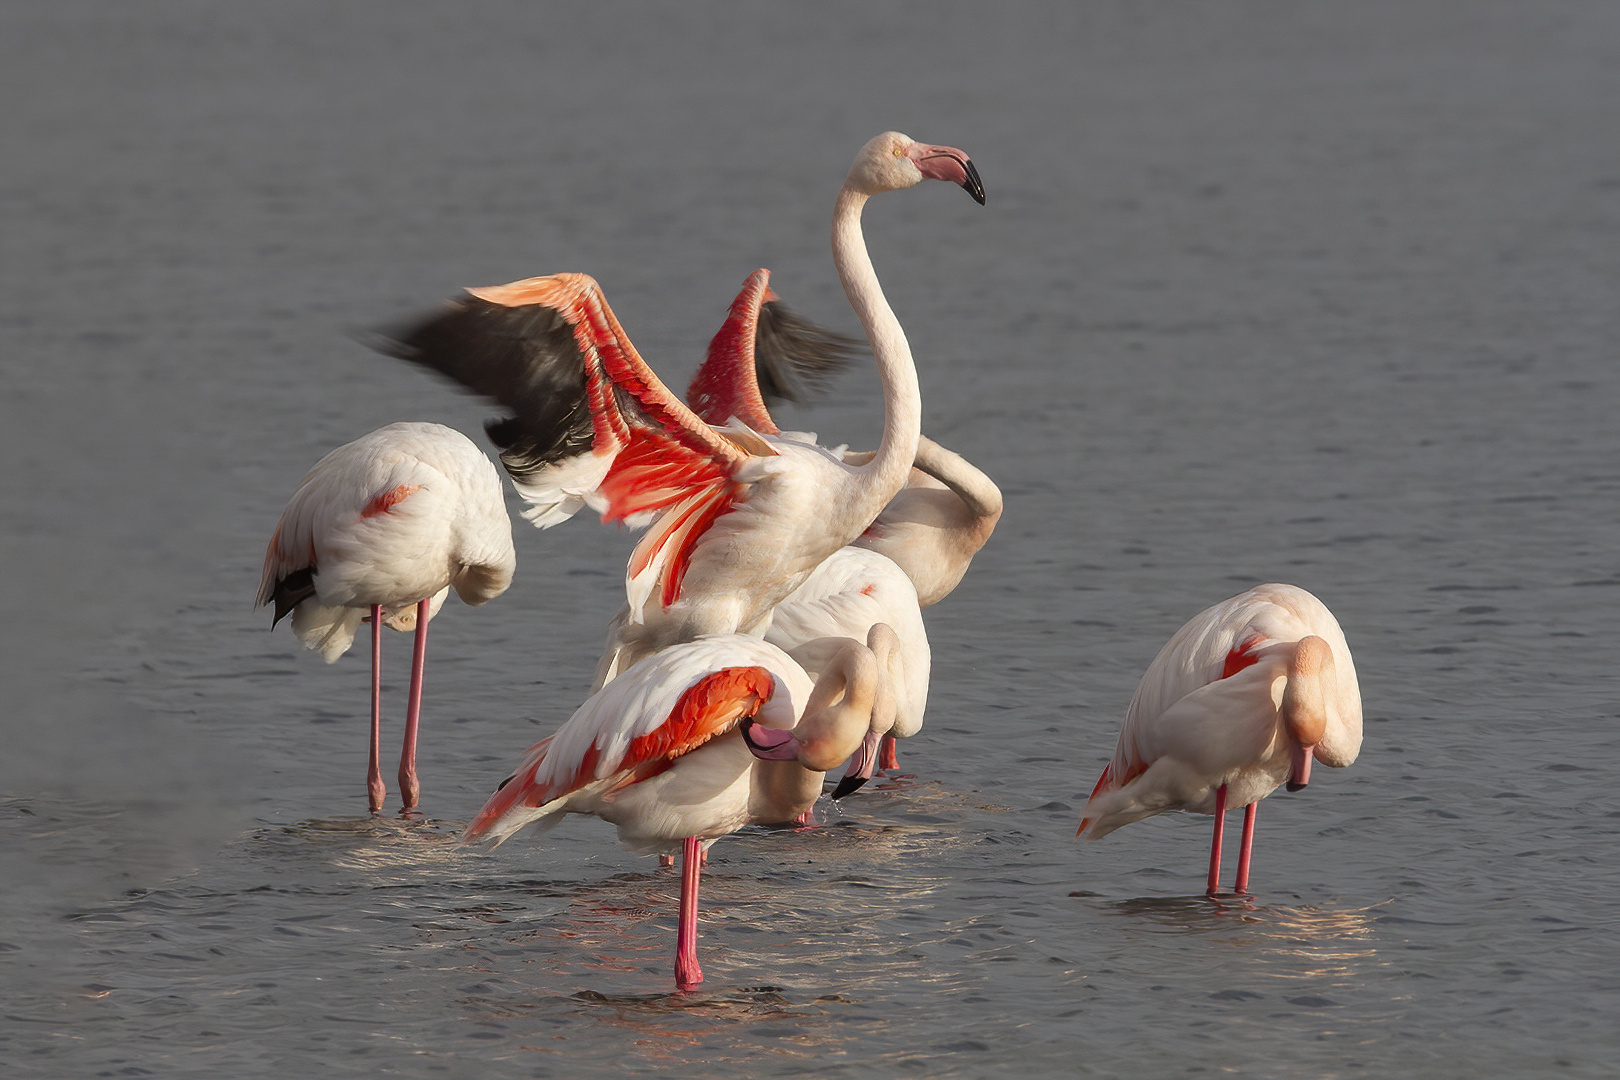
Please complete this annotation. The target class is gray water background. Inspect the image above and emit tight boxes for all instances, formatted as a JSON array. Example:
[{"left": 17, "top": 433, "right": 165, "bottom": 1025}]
[{"left": 2, "top": 2, "right": 1617, "bottom": 1076}]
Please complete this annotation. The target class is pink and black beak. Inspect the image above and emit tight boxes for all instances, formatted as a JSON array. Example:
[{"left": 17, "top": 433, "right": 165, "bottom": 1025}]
[
  {"left": 830, "top": 729, "right": 885, "bottom": 800},
  {"left": 906, "top": 142, "right": 986, "bottom": 205},
  {"left": 740, "top": 717, "right": 800, "bottom": 762}
]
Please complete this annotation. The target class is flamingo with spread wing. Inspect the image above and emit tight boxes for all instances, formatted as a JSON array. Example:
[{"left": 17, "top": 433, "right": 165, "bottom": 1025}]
[{"left": 377, "top": 133, "right": 984, "bottom": 679}]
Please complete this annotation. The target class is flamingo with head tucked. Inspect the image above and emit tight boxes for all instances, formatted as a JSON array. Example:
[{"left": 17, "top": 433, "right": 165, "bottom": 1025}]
[
  {"left": 463, "top": 627, "right": 897, "bottom": 991},
  {"left": 1078, "top": 583, "right": 1363, "bottom": 896},
  {"left": 257, "top": 422, "right": 516, "bottom": 813},
  {"left": 375, "top": 133, "right": 983, "bottom": 679},
  {"left": 765, "top": 546, "right": 929, "bottom": 798}
]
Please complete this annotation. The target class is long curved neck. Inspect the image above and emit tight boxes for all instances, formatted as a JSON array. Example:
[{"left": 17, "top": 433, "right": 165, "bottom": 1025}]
[
  {"left": 913, "top": 436, "right": 1004, "bottom": 521},
  {"left": 833, "top": 185, "right": 921, "bottom": 505}
]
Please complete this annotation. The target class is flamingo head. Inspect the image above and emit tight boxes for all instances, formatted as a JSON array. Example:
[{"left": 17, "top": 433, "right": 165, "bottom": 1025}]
[
  {"left": 1282, "top": 636, "right": 1334, "bottom": 791},
  {"left": 848, "top": 132, "right": 985, "bottom": 204}
]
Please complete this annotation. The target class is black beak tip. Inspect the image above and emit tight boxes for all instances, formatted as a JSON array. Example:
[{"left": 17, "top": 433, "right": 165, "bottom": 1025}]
[
  {"left": 831, "top": 775, "right": 870, "bottom": 800},
  {"left": 1285, "top": 780, "right": 1308, "bottom": 793},
  {"left": 961, "top": 160, "right": 986, "bottom": 205}
]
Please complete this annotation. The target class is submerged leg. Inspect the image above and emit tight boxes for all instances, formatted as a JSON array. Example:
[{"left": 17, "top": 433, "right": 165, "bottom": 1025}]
[
  {"left": 675, "top": 836, "right": 704, "bottom": 991},
  {"left": 367, "top": 605, "right": 386, "bottom": 813},
  {"left": 1233, "top": 802, "right": 1258, "bottom": 895},
  {"left": 398, "top": 598, "right": 429, "bottom": 811},
  {"left": 1205, "top": 783, "right": 1228, "bottom": 897}
]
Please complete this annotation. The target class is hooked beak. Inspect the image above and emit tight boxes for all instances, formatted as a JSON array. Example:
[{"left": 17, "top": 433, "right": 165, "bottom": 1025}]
[
  {"left": 740, "top": 718, "right": 801, "bottom": 762},
  {"left": 830, "top": 729, "right": 885, "bottom": 800},
  {"left": 906, "top": 143, "right": 986, "bottom": 205}
]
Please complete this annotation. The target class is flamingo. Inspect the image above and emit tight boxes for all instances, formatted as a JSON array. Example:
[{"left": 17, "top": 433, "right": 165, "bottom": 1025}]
[
  {"left": 764, "top": 546, "right": 929, "bottom": 797},
  {"left": 1077, "top": 583, "right": 1363, "bottom": 896},
  {"left": 257, "top": 421, "right": 516, "bottom": 813},
  {"left": 375, "top": 132, "right": 983, "bottom": 681},
  {"left": 462, "top": 628, "right": 897, "bottom": 991}
]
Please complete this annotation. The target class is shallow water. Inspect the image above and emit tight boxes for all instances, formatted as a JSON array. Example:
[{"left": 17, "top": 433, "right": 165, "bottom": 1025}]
[{"left": 3, "top": 2, "right": 1619, "bottom": 1076}]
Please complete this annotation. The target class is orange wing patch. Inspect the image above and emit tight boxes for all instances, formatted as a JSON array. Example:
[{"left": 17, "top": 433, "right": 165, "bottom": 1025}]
[
  {"left": 623, "top": 666, "right": 774, "bottom": 770},
  {"left": 361, "top": 484, "right": 422, "bottom": 519}
]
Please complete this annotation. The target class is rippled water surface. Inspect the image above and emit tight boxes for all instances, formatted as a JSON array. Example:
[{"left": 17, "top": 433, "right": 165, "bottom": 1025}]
[{"left": 4, "top": 3, "right": 1619, "bottom": 1076}]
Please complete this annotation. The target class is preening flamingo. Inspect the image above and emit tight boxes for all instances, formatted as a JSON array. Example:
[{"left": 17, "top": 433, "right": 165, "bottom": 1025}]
[
  {"left": 376, "top": 132, "right": 983, "bottom": 680},
  {"left": 257, "top": 422, "right": 516, "bottom": 813},
  {"left": 765, "top": 546, "right": 929, "bottom": 797},
  {"left": 462, "top": 628, "right": 897, "bottom": 991},
  {"left": 851, "top": 435, "right": 1003, "bottom": 608},
  {"left": 1078, "top": 583, "right": 1362, "bottom": 896}
]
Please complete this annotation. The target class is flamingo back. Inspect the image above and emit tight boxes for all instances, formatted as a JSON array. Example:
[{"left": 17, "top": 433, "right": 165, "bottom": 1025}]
[
  {"left": 766, "top": 547, "right": 931, "bottom": 738},
  {"left": 463, "top": 636, "right": 813, "bottom": 847}
]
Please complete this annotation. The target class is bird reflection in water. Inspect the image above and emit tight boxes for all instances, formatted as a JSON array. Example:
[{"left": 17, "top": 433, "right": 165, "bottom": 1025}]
[{"left": 1081, "top": 892, "right": 1387, "bottom": 967}]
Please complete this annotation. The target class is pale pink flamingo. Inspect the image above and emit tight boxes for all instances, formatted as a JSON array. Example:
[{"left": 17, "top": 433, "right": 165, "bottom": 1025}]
[
  {"left": 257, "top": 422, "right": 516, "bottom": 813},
  {"left": 377, "top": 133, "right": 983, "bottom": 681},
  {"left": 462, "top": 628, "right": 897, "bottom": 992},
  {"left": 765, "top": 546, "right": 929, "bottom": 797},
  {"left": 1078, "top": 583, "right": 1362, "bottom": 896}
]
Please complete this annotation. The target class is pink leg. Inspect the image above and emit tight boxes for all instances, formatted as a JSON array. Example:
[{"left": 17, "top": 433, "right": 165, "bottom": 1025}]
[
  {"left": 398, "top": 598, "right": 429, "bottom": 811},
  {"left": 1206, "top": 783, "right": 1228, "bottom": 897},
  {"left": 675, "top": 836, "right": 704, "bottom": 991},
  {"left": 1233, "top": 802, "right": 1258, "bottom": 895},
  {"left": 879, "top": 734, "right": 899, "bottom": 772},
  {"left": 367, "top": 605, "right": 386, "bottom": 813}
]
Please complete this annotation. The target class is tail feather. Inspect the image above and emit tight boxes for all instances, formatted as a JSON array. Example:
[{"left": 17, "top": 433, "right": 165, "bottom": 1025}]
[
  {"left": 463, "top": 736, "right": 559, "bottom": 845},
  {"left": 1076, "top": 764, "right": 1114, "bottom": 837},
  {"left": 290, "top": 603, "right": 365, "bottom": 663}
]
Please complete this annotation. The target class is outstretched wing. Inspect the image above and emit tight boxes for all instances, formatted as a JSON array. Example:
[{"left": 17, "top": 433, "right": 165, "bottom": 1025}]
[
  {"left": 375, "top": 273, "right": 756, "bottom": 614},
  {"left": 686, "top": 269, "right": 861, "bottom": 433},
  {"left": 378, "top": 272, "right": 745, "bottom": 521},
  {"left": 463, "top": 656, "right": 777, "bottom": 846}
]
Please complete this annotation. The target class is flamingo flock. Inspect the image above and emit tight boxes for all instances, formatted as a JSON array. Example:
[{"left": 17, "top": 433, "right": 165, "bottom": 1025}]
[{"left": 256, "top": 131, "right": 1364, "bottom": 993}]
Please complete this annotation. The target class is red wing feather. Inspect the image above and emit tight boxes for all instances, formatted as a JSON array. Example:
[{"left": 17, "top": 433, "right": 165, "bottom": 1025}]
[
  {"left": 687, "top": 270, "right": 779, "bottom": 433},
  {"left": 1220, "top": 633, "right": 1268, "bottom": 679},
  {"left": 686, "top": 269, "right": 862, "bottom": 431},
  {"left": 465, "top": 667, "right": 775, "bottom": 839}
]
